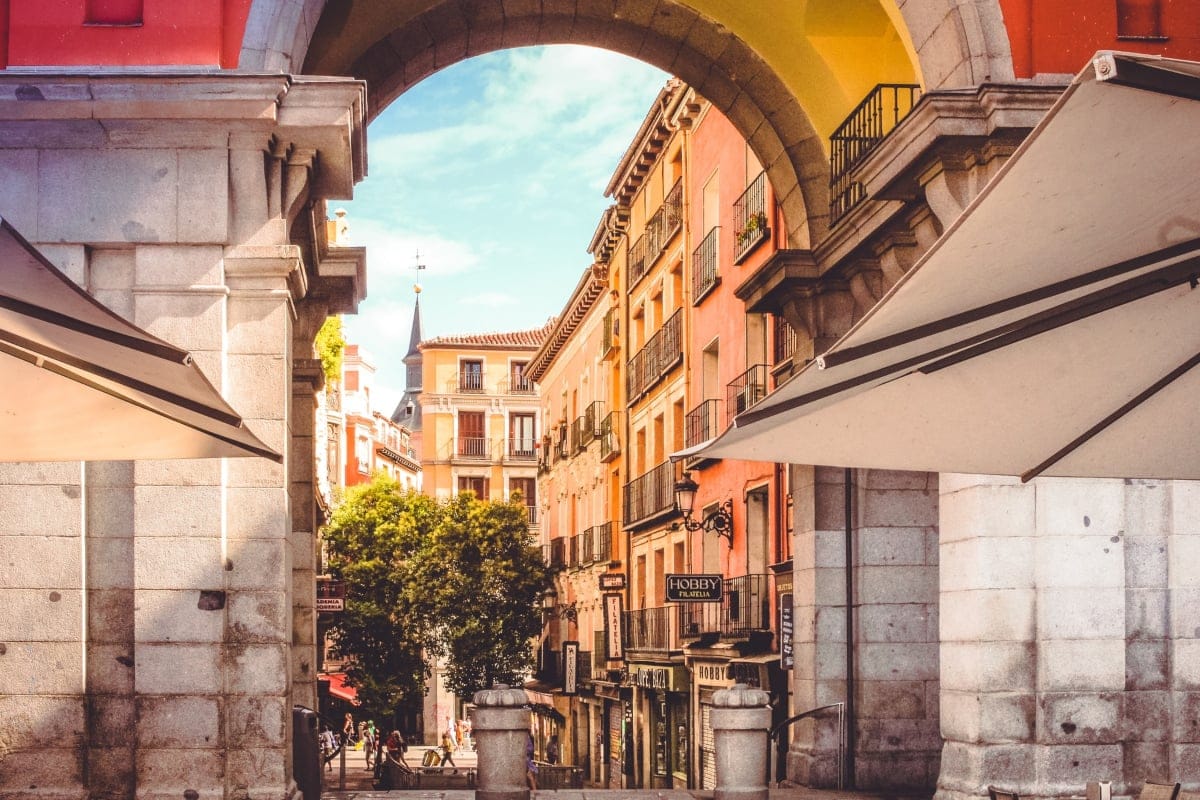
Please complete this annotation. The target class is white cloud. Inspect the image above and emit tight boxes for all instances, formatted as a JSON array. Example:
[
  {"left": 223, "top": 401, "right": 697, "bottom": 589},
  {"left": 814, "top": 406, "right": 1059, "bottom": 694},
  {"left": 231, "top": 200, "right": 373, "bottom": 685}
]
[
  {"left": 341, "top": 217, "right": 482, "bottom": 280},
  {"left": 459, "top": 291, "right": 519, "bottom": 308}
]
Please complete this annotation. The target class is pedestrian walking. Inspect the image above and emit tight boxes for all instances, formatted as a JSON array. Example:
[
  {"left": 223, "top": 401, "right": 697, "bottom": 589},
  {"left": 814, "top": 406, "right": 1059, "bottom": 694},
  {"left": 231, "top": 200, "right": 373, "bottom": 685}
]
[
  {"left": 526, "top": 731, "right": 538, "bottom": 790},
  {"left": 546, "top": 732, "right": 559, "bottom": 764},
  {"left": 342, "top": 712, "right": 355, "bottom": 746},
  {"left": 439, "top": 730, "right": 457, "bottom": 767}
]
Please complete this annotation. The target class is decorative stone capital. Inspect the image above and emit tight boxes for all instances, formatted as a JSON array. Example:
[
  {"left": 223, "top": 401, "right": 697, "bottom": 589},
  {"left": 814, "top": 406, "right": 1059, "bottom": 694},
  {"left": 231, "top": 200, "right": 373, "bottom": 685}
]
[
  {"left": 713, "top": 682, "right": 770, "bottom": 708},
  {"left": 473, "top": 684, "right": 529, "bottom": 708}
]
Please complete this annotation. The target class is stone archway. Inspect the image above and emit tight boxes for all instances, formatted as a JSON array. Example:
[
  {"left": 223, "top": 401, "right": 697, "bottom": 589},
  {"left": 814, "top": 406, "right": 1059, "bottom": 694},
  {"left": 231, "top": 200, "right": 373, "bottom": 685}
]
[{"left": 240, "top": 0, "right": 1014, "bottom": 250}]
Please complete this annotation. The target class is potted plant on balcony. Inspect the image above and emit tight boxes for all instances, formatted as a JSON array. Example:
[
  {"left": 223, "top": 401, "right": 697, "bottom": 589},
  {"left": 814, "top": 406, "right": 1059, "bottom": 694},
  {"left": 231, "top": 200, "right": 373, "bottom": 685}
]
[{"left": 736, "top": 211, "right": 769, "bottom": 247}]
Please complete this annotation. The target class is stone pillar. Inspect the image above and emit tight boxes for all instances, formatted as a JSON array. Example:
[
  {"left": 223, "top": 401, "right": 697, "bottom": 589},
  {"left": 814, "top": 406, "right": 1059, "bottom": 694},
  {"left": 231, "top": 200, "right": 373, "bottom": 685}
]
[
  {"left": 936, "top": 475, "right": 1194, "bottom": 800},
  {"left": 789, "top": 466, "right": 940, "bottom": 791},
  {"left": 712, "top": 683, "right": 771, "bottom": 800},
  {"left": 472, "top": 685, "right": 532, "bottom": 800},
  {"left": 0, "top": 72, "right": 365, "bottom": 800}
]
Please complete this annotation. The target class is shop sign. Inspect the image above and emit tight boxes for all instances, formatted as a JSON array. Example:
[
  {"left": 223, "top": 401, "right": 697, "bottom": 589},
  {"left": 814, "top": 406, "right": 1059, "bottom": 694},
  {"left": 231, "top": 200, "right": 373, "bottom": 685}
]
[
  {"left": 665, "top": 573, "right": 722, "bottom": 602},
  {"left": 563, "top": 641, "right": 579, "bottom": 695},
  {"left": 694, "top": 662, "right": 732, "bottom": 686},
  {"left": 599, "top": 573, "right": 626, "bottom": 591},
  {"left": 316, "top": 577, "right": 345, "bottom": 612},
  {"left": 605, "top": 593, "right": 624, "bottom": 660},
  {"left": 631, "top": 665, "right": 689, "bottom": 692},
  {"left": 780, "top": 593, "right": 794, "bottom": 670}
]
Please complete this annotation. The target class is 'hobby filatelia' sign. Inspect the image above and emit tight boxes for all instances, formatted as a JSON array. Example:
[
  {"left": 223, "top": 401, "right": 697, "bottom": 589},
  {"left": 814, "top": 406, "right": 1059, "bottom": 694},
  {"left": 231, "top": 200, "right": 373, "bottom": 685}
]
[{"left": 665, "top": 574, "right": 723, "bottom": 602}]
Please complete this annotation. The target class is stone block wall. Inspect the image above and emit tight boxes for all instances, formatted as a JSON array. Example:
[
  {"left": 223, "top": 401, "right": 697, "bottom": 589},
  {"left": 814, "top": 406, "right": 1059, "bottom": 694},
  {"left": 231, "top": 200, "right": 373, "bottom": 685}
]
[
  {"left": 0, "top": 74, "right": 364, "bottom": 800},
  {"left": 936, "top": 475, "right": 1200, "bottom": 800},
  {"left": 789, "top": 466, "right": 940, "bottom": 791}
]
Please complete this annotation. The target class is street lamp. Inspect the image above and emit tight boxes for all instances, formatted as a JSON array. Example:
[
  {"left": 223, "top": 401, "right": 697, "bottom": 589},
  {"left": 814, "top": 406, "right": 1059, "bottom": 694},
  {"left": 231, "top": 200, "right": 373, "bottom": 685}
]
[{"left": 673, "top": 471, "right": 734, "bottom": 546}]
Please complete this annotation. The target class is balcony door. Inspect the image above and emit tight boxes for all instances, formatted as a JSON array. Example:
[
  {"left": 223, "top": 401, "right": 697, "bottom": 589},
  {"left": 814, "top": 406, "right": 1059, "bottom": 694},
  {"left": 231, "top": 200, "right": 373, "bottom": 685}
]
[
  {"left": 458, "top": 410, "right": 486, "bottom": 458},
  {"left": 460, "top": 359, "right": 483, "bottom": 392},
  {"left": 510, "top": 412, "right": 536, "bottom": 457}
]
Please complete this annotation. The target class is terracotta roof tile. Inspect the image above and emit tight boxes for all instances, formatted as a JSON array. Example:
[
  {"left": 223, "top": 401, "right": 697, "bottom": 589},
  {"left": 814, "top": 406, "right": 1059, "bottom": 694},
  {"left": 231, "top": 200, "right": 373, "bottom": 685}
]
[{"left": 421, "top": 320, "right": 555, "bottom": 350}]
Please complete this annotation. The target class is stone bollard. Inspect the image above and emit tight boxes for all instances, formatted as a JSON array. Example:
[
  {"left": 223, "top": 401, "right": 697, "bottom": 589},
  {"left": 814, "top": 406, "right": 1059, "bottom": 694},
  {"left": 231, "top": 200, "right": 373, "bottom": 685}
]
[
  {"left": 472, "top": 684, "right": 532, "bottom": 800},
  {"left": 712, "top": 683, "right": 772, "bottom": 800}
]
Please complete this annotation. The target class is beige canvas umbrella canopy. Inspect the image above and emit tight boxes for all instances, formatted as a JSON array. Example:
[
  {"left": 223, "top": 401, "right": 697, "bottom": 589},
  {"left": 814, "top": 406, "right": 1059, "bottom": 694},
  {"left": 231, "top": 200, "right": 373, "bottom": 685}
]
[
  {"left": 695, "top": 52, "right": 1200, "bottom": 482},
  {"left": 0, "top": 217, "right": 281, "bottom": 462}
]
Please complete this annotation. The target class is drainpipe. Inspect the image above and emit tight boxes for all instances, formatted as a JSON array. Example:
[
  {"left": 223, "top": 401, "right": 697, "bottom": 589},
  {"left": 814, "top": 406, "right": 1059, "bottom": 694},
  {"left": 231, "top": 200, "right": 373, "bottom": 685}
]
[{"left": 843, "top": 467, "right": 855, "bottom": 789}]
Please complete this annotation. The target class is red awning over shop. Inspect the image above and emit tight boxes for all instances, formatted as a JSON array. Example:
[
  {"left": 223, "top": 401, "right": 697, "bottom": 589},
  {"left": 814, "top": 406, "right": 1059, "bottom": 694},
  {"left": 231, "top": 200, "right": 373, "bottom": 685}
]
[{"left": 324, "top": 672, "right": 359, "bottom": 705}]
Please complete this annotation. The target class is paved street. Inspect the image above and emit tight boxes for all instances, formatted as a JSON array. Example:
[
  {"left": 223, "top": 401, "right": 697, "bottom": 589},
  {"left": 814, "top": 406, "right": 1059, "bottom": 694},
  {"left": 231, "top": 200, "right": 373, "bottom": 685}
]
[
  {"left": 323, "top": 743, "right": 479, "bottom": 793},
  {"left": 321, "top": 788, "right": 930, "bottom": 800}
]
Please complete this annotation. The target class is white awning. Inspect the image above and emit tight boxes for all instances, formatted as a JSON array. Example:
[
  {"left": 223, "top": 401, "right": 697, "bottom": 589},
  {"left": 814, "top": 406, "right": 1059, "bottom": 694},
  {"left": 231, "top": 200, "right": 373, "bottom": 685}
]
[{"left": 696, "top": 52, "right": 1200, "bottom": 481}]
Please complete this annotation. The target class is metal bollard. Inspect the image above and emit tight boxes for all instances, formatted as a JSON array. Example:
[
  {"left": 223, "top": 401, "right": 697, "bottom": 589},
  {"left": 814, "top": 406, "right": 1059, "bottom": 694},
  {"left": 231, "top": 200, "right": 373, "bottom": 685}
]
[
  {"left": 473, "top": 684, "right": 532, "bottom": 800},
  {"left": 712, "top": 683, "right": 772, "bottom": 800}
]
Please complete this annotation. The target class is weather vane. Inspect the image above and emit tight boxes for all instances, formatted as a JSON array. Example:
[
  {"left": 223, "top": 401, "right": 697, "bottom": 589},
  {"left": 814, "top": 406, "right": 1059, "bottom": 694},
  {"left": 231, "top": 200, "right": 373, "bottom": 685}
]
[{"left": 414, "top": 249, "right": 426, "bottom": 294}]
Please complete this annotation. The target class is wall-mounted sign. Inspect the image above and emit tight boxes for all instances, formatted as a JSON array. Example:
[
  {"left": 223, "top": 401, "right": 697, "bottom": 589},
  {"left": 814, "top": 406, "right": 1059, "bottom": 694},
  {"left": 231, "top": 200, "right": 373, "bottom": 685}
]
[
  {"left": 563, "top": 641, "right": 579, "bottom": 695},
  {"left": 780, "top": 593, "right": 794, "bottom": 670},
  {"left": 316, "top": 577, "right": 345, "bottom": 612},
  {"left": 665, "top": 574, "right": 723, "bottom": 602},
  {"left": 599, "top": 573, "right": 627, "bottom": 591},
  {"left": 630, "top": 664, "right": 690, "bottom": 692},
  {"left": 605, "top": 593, "right": 624, "bottom": 660}
]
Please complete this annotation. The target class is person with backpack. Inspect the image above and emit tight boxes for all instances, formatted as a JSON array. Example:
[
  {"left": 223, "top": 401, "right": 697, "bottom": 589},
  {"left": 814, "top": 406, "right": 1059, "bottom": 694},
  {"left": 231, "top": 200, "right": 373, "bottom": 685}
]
[{"left": 439, "top": 730, "right": 457, "bottom": 767}]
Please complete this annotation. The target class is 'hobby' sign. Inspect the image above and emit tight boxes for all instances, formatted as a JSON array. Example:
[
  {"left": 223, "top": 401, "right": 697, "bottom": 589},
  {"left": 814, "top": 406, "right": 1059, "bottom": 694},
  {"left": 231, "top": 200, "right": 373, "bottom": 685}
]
[{"left": 665, "top": 573, "right": 723, "bottom": 602}]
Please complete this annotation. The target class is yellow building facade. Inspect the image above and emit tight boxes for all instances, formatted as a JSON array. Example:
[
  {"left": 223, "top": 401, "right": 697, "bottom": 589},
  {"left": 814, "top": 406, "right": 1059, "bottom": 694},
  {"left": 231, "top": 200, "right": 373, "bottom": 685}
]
[{"left": 418, "top": 327, "right": 551, "bottom": 511}]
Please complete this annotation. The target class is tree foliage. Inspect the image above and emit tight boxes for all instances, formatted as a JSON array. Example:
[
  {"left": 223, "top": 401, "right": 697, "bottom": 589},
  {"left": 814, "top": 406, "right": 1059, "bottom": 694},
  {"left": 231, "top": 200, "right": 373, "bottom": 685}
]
[
  {"left": 405, "top": 491, "right": 552, "bottom": 697},
  {"left": 314, "top": 315, "right": 346, "bottom": 383},
  {"left": 322, "top": 477, "right": 552, "bottom": 714}
]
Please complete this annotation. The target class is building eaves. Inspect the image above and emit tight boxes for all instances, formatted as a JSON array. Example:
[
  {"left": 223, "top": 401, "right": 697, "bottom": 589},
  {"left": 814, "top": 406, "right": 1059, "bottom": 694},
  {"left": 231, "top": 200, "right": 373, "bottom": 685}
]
[{"left": 526, "top": 266, "right": 608, "bottom": 383}]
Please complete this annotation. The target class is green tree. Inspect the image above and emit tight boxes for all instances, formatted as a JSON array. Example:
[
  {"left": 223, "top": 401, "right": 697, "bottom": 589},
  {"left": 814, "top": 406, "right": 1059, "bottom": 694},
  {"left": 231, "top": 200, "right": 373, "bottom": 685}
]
[
  {"left": 315, "top": 315, "right": 346, "bottom": 383},
  {"left": 405, "top": 491, "right": 553, "bottom": 697},
  {"left": 322, "top": 474, "right": 434, "bottom": 718}
]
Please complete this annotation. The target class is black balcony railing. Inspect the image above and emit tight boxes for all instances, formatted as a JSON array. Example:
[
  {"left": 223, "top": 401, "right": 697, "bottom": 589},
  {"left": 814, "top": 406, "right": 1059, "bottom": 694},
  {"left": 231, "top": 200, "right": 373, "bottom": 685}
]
[
  {"left": 458, "top": 371, "right": 485, "bottom": 393},
  {"left": 555, "top": 424, "right": 569, "bottom": 461},
  {"left": 691, "top": 226, "right": 720, "bottom": 303},
  {"left": 601, "top": 308, "right": 620, "bottom": 357},
  {"left": 623, "top": 460, "right": 678, "bottom": 527},
  {"left": 726, "top": 364, "right": 769, "bottom": 426},
  {"left": 568, "top": 536, "right": 578, "bottom": 569},
  {"left": 677, "top": 573, "right": 772, "bottom": 639},
  {"left": 629, "top": 179, "right": 683, "bottom": 290},
  {"left": 594, "top": 521, "right": 613, "bottom": 562},
  {"left": 773, "top": 315, "right": 797, "bottom": 366},
  {"left": 733, "top": 171, "right": 770, "bottom": 263},
  {"left": 549, "top": 538, "right": 566, "bottom": 568},
  {"left": 685, "top": 398, "right": 722, "bottom": 448},
  {"left": 599, "top": 411, "right": 620, "bottom": 462},
  {"left": 624, "top": 606, "right": 679, "bottom": 651},
  {"left": 457, "top": 436, "right": 490, "bottom": 459},
  {"left": 627, "top": 309, "right": 682, "bottom": 402},
  {"left": 577, "top": 529, "right": 593, "bottom": 568},
  {"left": 584, "top": 401, "right": 603, "bottom": 440},
  {"left": 506, "top": 376, "right": 535, "bottom": 394},
  {"left": 508, "top": 438, "right": 537, "bottom": 460},
  {"left": 537, "top": 434, "right": 552, "bottom": 474},
  {"left": 830, "top": 83, "right": 922, "bottom": 224}
]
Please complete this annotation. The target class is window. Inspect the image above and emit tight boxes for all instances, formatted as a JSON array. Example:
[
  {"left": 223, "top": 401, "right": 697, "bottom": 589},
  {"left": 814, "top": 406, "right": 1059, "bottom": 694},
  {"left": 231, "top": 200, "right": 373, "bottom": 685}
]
[
  {"left": 510, "top": 412, "right": 536, "bottom": 457},
  {"left": 86, "top": 0, "right": 143, "bottom": 24},
  {"left": 356, "top": 434, "right": 370, "bottom": 474},
  {"left": 510, "top": 361, "right": 532, "bottom": 393},
  {"left": 460, "top": 359, "right": 483, "bottom": 392},
  {"left": 458, "top": 411, "right": 487, "bottom": 458},
  {"left": 510, "top": 477, "right": 537, "bottom": 507},
  {"left": 1117, "top": 0, "right": 1164, "bottom": 38},
  {"left": 458, "top": 475, "right": 488, "bottom": 498}
]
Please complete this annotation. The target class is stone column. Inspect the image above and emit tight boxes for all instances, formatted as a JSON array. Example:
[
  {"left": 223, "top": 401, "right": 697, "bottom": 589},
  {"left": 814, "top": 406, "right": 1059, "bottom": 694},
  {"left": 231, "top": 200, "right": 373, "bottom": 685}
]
[
  {"left": 472, "top": 685, "right": 532, "bottom": 800},
  {"left": 936, "top": 474, "right": 1191, "bottom": 800},
  {"left": 712, "top": 683, "right": 771, "bottom": 800}
]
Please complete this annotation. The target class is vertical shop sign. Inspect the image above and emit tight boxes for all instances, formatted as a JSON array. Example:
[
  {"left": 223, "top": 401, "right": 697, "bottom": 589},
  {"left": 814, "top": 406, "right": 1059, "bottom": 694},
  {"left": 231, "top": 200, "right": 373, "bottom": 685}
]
[
  {"left": 605, "top": 593, "right": 624, "bottom": 660},
  {"left": 780, "top": 592, "right": 794, "bottom": 670},
  {"left": 563, "top": 640, "right": 579, "bottom": 695}
]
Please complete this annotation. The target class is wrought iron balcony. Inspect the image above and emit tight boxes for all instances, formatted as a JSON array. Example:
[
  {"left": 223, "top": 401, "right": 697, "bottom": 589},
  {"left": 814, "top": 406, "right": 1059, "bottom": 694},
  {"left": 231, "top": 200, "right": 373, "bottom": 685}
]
[
  {"left": 601, "top": 308, "right": 620, "bottom": 357},
  {"left": 773, "top": 315, "right": 797, "bottom": 367},
  {"left": 726, "top": 363, "right": 768, "bottom": 426},
  {"left": 455, "top": 371, "right": 485, "bottom": 393},
  {"left": 504, "top": 375, "right": 535, "bottom": 394},
  {"left": 830, "top": 83, "right": 922, "bottom": 224},
  {"left": 622, "top": 459, "right": 678, "bottom": 528},
  {"left": 549, "top": 537, "right": 566, "bottom": 568},
  {"left": 624, "top": 606, "right": 681, "bottom": 651},
  {"left": 575, "top": 529, "right": 593, "bottom": 569},
  {"left": 677, "top": 573, "right": 773, "bottom": 639},
  {"left": 508, "top": 437, "right": 537, "bottom": 461},
  {"left": 629, "top": 179, "right": 683, "bottom": 291},
  {"left": 457, "top": 436, "right": 490, "bottom": 459},
  {"left": 626, "top": 309, "right": 682, "bottom": 403},
  {"left": 599, "top": 411, "right": 620, "bottom": 462},
  {"left": 685, "top": 398, "right": 722, "bottom": 448},
  {"left": 593, "top": 521, "right": 613, "bottom": 562},
  {"left": 691, "top": 226, "right": 720, "bottom": 303},
  {"left": 733, "top": 171, "right": 770, "bottom": 263}
]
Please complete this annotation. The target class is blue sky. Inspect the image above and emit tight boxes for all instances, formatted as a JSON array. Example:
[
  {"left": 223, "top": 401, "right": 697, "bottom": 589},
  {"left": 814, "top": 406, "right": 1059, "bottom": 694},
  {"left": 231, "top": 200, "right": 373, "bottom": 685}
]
[{"left": 339, "top": 46, "right": 667, "bottom": 413}]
